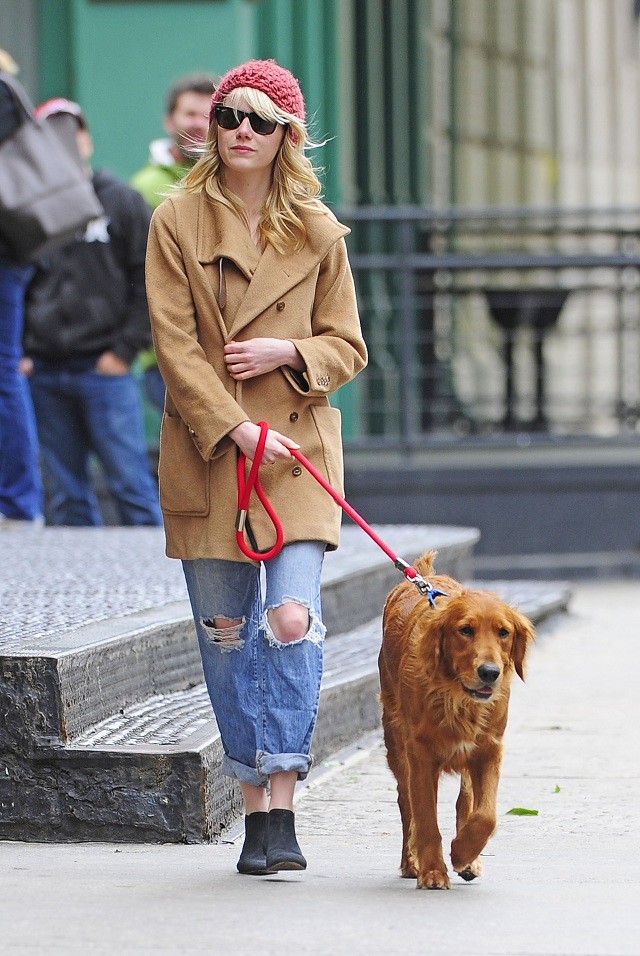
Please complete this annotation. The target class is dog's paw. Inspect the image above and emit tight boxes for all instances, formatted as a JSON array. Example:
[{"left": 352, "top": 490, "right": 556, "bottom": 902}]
[
  {"left": 451, "top": 818, "right": 493, "bottom": 872},
  {"left": 416, "top": 869, "right": 450, "bottom": 890},
  {"left": 400, "top": 851, "right": 417, "bottom": 878},
  {"left": 456, "top": 857, "right": 483, "bottom": 882}
]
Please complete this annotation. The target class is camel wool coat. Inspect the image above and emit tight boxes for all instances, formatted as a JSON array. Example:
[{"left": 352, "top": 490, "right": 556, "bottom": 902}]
[{"left": 145, "top": 192, "right": 368, "bottom": 561}]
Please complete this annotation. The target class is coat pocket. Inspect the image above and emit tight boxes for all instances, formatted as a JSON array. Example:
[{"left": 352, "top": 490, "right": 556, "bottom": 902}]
[
  {"left": 158, "top": 414, "right": 210, "bottom": 516},
  {"left": 309, "top": 404, "right": 344, "bottom": 496}
]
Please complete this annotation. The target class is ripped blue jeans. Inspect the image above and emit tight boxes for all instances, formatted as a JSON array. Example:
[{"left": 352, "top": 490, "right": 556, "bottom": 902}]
[{"left": 182, "top": 540, "right": 326, "bottom": 787}]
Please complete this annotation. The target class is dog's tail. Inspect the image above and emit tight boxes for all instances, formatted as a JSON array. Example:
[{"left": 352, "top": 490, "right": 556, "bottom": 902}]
[{"left": 412, "top": 550, "right": 437, "bottom": 576}]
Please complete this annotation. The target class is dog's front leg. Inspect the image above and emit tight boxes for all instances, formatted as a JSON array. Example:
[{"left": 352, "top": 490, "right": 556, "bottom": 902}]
[
  {"left": 406, "top": 740, "right": 449, "bottom": 889},
  {"left": 454, "top": 770, "right": 482, "bottom": 881},
  {"left": 451, "top": 746, "right": 501, "bottom": 876}
]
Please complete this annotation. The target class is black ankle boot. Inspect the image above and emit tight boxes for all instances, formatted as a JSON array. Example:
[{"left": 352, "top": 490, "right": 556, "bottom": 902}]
[
  {"left": 265, "top": 808, "right": 307, "bottom": 872},
  {"left": 237, "top": 812, "right": 268, "bottom": 875}
]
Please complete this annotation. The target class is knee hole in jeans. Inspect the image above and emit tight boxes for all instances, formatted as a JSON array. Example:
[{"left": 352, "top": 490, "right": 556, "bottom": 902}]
[
  {"left": 201, "top": 615, "right": 245, "bottom": 651},
  {"left": 264, "top": 599, "right": 326, "bottom": 648}
]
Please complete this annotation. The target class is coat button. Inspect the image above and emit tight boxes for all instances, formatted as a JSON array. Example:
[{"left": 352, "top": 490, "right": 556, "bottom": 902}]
[
  {"left": 289, "top": 412, "right": 298, "bottom": 422},
  {"left": 276, "top": 301, "right": 286, "bottom": 311},
  {"left": 292, "top": 465, "right": 302, "bottom": 477}
]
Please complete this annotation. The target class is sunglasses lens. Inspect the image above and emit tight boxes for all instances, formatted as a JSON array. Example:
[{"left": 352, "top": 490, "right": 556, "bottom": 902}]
[
  {"left": 215, "top": 105, "right": 278, "bottom": 136},
  {"left": 215, "top": 106, "right": 240, "bottom": 130},
  {"left": 250, "top": 114, "right": 278, "bottom": 135}
]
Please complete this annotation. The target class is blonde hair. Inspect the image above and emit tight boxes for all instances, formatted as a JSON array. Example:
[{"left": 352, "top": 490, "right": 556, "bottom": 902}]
[{"left": 178, "top": 86, "right": 324, "bottom": 254}]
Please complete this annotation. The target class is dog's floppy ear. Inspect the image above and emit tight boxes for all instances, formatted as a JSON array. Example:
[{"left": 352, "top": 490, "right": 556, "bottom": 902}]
[
  {"left": 510, "top": 608, "right": 535, "bottom": 681},
  {"left": 431, "top": 600, "right": 458, "bottom": 674}
]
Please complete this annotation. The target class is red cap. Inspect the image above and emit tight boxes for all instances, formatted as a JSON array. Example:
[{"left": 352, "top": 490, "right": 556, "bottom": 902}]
[{"left": 34, "top": 97, "right": 87, "bottom": 129}]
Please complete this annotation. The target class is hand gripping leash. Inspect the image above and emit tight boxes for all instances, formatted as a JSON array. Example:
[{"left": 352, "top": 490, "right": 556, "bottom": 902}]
[{"left": 236, "top": 421, "right": 447, "bottom": 607}]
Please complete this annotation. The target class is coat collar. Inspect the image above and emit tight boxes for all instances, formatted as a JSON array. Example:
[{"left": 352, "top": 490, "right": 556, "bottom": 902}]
[{"left": 195, "top": 193, "right": 350, "bottom": 339}]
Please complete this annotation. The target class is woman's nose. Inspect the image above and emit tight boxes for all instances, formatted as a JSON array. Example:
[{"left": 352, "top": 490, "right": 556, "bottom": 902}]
[{"left": 236, "top": 116, "right": 252, "bottom": 135}]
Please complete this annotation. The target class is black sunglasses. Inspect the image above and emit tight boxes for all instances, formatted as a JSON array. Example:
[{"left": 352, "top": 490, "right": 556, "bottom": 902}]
[{"left": 214, "top": 104, "right": 280, "bottom": 136}]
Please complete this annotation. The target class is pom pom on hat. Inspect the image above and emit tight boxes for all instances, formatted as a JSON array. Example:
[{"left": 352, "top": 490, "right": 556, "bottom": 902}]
[{"left": 211, "top": 59, "right": 305, "bottom": 124}]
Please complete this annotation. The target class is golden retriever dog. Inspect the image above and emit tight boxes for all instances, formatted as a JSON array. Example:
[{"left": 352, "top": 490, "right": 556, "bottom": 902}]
[{"left": 379, "top": 552, "right": 534, "bottom": 889}]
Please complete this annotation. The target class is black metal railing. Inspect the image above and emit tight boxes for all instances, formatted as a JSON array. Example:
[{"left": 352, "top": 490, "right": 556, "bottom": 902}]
[{"left": 336, "top": 205, "right": 640, "bottom": 447}]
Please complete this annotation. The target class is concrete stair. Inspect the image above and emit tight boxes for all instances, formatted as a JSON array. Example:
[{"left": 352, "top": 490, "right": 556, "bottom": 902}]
[{"left": 0, "top": 524, "right": 569, "bottom": 843}]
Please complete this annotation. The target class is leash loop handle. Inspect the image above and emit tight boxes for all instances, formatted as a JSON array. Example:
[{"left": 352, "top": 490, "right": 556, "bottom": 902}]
[{"left": 235, "top": 421, "right": 284, "bottom": 561}]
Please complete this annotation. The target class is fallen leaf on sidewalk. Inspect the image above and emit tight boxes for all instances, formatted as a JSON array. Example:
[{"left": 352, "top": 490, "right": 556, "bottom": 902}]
[
  {"left": 506, "top": 807, "right": 539, "bottom": 815},
  {"left": 554, "top": 785, "right": 561, "bottom": 793}
]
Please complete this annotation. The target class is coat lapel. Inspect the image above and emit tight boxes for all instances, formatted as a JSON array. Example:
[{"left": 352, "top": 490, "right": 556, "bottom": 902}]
[
  {"left": 195, "top": 194, "right": 350, "bottom": 340},
  {"left": 227, "top": 207, "right": 350, "bottom": 340}
]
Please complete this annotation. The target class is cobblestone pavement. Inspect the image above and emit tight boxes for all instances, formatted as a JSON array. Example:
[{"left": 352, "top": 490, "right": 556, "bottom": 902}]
[{"left": 1, "top": 581, "right": 638, "bottom": 955}]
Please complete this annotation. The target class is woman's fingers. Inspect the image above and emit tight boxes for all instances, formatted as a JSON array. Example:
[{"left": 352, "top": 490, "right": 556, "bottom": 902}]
[{"left": 264, "top": 430, "right": 300, "bottom": 461}]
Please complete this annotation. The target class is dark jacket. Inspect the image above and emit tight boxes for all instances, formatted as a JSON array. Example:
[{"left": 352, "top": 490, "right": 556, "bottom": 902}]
[
  {"left": 0, "top": 76, "right": 21, "bottom": 258},
  {"left": 0, "top": 77, "right": 19, "bottom": 143},
  {"left": 23, "top": 169, "right": 153, "bottom": 364}
]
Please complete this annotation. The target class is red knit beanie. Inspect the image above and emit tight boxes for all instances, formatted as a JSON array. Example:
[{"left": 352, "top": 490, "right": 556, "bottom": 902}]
[{"left": 210, "top": 59, "right": 305, "bottom": 125}]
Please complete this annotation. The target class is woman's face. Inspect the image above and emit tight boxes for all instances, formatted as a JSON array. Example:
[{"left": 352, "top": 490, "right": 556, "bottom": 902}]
[{"left": 216, "top": 97, "right": 286, "bottom": 179}]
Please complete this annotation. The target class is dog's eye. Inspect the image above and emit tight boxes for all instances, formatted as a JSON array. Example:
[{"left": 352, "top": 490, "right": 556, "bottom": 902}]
[
  {"left": 459, "top": 625, "right": 474, "bottom": 637},
  {"left": 498, "top": 627, "right": 510, "bottom": 638}
]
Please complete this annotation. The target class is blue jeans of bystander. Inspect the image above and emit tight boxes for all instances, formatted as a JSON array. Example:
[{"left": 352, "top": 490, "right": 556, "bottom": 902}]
[
  {"left": 182, "top": 541, "right": 326, "bottom": 787},
  {"left": 142, "top": 364, "right": 166, "bottom": 413},
  {"left": 0, "top": 259, "right": 43, "bottom": 521},
  {"left": 29, "top": 357, "right": 162, "bottom": 526}
]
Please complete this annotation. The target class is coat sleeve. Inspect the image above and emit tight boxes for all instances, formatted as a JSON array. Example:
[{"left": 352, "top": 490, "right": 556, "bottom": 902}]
[
  {"left": 282, "top": 236, "right": 367, "bottom": 396},
  {"left": 145, "top": 199, "right": 249, "bottom": 461}
]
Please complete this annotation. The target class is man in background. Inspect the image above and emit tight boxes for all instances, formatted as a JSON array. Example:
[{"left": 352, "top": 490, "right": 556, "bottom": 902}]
[
  {"left": 130, "top": 72, "right": 216, "bottom": 411},
  {"left": 23, "top": 99, "right": 162, "bottom": 527}
]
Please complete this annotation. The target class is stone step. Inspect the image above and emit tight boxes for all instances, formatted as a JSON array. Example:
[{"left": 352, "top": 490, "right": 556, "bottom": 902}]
[
  {"left": 54, "top": 576, "right": 570, "bottom": 754},
  {"left": 0, "top": 523, "right": 480, "bottom": 843}
]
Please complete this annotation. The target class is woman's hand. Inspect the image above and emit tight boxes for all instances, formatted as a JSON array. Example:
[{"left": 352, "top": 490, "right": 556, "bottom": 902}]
[
  {"left": 229, "top": 421, "right": 300, "bottom": 463},
  {"left": 223, "top": 338, "right": 305, "bottom": 380}
]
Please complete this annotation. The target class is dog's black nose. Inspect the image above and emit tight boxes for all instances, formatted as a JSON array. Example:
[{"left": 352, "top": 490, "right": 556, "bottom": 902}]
[{"left": 477, "top": 663, "right": 501, "bottom": 684}]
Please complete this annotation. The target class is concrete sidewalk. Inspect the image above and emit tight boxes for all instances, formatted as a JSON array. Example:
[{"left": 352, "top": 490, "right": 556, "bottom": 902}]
[{"left": 1, "top": 580, "right": 639, "bottom": 955}]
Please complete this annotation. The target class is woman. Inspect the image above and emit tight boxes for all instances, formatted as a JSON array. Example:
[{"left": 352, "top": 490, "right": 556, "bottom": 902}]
[{"left": 145, "top": 59, "right": 367, "bottom": 875}]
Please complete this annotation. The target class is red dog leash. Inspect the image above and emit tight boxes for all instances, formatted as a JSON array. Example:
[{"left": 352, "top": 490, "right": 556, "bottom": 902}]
[{"left": 236, "top": 421, "right": 446, "bottom": 607}]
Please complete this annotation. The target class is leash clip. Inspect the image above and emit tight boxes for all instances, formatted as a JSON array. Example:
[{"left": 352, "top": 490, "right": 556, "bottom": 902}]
[
  {"left": 412, "top": 574, "right": 448, "bottom": 609},
  {"left": 395, "top": 559, "right": 447, "bottom": 608}
]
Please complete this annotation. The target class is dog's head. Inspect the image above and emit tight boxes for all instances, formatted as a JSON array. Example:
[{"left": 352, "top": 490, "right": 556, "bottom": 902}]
[{"left": 431, "top": 590, "right": 534, "bottom": 702}]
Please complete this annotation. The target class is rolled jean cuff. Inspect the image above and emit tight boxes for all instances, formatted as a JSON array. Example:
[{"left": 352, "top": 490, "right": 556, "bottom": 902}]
[
  {"left": 256, "top": 750, "right": 313, "bottom": 780},
  {"left": 220, "top": 754, "right": 268, "bottom": 788}
]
